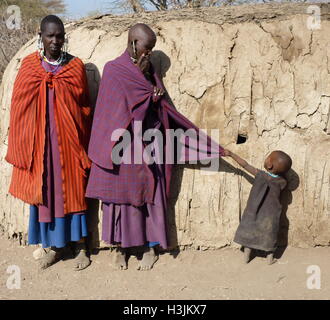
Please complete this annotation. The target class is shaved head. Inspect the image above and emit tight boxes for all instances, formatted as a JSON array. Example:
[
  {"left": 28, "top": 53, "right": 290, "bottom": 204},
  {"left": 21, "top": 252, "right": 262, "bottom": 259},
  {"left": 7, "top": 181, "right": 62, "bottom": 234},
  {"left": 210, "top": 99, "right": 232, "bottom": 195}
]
[
  {"left": 273, "top": 150, "right": 292, "bottom": 174},
  {"left": 264, "top": 150, "right": 292, "bottom": 175},
  {"left": 40, "top": 15, "right": 64, "bottom": 33},
  {"left": 128, "top": 23, "right": 156, "bottom": 43},
  {"left": 127, "top": 23, "right": 156, "bottom": 74},
  {"left": 39, "top": 15, "right": 65, "bottom": 61}
]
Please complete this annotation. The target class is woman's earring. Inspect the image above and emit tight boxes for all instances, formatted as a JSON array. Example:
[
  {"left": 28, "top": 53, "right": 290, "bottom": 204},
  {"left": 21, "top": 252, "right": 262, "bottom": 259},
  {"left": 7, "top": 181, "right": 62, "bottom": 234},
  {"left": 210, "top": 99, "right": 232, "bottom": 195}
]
[
  {"left": 63, "top": 35, "right": 68, "bottom": 60},
  {"left": 37, "top": 35, "right": 44, "bottom": 52},
  {"left": 131, "top": 41, "right": 137, "bottom": 63}
]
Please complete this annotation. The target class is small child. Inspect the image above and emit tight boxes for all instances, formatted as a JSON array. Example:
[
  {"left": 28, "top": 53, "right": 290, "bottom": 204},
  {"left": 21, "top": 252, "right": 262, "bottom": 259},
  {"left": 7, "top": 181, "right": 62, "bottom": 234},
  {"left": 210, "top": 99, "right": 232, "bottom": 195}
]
[{"left": 224, "top": 149, "right": 292, "bottom": 265}]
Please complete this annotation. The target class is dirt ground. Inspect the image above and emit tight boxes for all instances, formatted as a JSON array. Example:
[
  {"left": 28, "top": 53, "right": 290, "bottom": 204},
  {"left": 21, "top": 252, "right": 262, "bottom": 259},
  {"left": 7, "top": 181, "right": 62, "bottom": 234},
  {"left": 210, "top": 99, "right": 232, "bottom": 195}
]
[{"left": 0, "top": 235, "right": 329, "bottom": 300}]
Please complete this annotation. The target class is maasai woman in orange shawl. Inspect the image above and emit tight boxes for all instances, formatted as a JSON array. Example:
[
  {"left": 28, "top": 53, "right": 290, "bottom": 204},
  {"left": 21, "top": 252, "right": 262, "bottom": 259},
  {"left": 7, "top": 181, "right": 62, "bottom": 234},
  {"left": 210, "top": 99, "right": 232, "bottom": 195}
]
[{"left": 6, "top": 15, "right": 92, "bottom": 270}]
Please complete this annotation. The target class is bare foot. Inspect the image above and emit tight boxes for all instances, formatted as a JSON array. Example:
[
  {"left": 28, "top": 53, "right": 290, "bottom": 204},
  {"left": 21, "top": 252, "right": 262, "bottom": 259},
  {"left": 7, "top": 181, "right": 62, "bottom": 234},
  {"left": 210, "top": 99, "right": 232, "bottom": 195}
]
[
  {"left": 111, "top": 247, "right": 127, "bottom": 270},
  {"left": 73, "top": 243, "right": 91, "bottom": 271},
  {"left": 38, "top": 248, "right": 62, "bottom": 270},
  {"left": 267, "top": 252, "right": 275, "bottom": 265},
  {"left": 33, "top": 247, "right": 48, "bottom": 260},
  {"left": 73, "top": 250, "right": 91, "bottom": 271},
  {"left": 137, "top": 247, "right": 158, "bottom": 271},
  {"left": 244, "top": 247, "right": 252, "bottom": 264}
]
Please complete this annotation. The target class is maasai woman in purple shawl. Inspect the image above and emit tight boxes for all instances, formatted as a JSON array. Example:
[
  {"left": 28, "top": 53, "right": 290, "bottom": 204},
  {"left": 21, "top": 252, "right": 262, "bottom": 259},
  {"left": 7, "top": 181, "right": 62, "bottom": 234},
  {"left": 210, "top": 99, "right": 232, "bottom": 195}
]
[{"left": 86, "top": 24, "right": 225, "bottom": 270}]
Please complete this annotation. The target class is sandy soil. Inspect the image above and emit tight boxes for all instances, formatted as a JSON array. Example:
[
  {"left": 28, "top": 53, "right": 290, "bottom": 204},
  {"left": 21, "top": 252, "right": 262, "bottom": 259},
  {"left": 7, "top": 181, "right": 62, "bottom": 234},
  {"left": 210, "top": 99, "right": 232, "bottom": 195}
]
[{"left": 0, "top": 235, "right": 329, "bottom": 300}]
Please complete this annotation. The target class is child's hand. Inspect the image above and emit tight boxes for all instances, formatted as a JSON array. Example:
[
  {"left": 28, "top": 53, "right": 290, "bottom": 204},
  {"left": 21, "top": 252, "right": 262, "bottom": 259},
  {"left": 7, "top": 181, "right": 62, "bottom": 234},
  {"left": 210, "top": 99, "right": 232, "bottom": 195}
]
[{"left": 223, "top": 149, "right": 231, "bottom": 157}]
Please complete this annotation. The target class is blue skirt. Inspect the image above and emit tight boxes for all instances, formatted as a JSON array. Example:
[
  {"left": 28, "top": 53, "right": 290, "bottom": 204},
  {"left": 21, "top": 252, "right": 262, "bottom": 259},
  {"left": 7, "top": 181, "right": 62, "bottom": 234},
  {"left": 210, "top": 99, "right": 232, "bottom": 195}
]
[{"left": 28, "top": 205, "right": 88, "bottom": 248}]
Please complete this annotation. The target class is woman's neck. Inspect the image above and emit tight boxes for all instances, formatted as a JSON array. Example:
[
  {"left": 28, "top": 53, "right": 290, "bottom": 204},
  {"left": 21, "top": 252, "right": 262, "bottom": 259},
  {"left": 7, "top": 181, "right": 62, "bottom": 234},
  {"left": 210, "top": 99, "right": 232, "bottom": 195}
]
[{"left": 44, "top": 51, "right": 61, "bottom": 62}]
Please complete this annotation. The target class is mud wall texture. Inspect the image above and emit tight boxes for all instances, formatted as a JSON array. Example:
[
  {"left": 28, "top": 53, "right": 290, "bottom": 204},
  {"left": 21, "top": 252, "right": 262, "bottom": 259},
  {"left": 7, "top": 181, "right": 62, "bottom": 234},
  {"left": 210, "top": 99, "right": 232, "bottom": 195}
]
[{"left": 0, "top": 3, "right": 329, "bottom": 249}]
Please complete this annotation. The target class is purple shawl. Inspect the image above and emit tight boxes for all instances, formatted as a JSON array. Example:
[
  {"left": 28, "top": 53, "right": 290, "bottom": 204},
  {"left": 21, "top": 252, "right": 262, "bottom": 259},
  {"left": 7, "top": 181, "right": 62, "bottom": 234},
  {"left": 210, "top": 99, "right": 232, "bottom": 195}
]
[{"left": 87, "top": 50, "right": 224, "bottom": 205}]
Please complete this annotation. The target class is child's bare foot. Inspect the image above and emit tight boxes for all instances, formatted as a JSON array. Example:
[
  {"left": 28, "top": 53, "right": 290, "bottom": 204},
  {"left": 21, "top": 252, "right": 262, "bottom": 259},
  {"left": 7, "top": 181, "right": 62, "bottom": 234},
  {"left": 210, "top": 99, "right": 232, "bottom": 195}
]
[
  {"left": 244, "top": 247, "right": 252, "bottom": 264},
  {"left": 111, "top": 247, "right": 127, "bottom": 270},
  {"left": 137, "top": 247, "right": 158, "bottom": 271},
  {"left": 267, "top": 252, "right": 275, "bottom": 265},
  {"left": 38, "top": 247, "right": 62, "bottom": 270}
]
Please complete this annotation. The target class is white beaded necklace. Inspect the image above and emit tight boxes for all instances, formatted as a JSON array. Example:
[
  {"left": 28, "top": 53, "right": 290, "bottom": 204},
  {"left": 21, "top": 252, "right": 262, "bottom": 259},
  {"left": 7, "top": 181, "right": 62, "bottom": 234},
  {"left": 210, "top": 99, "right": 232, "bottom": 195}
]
[{"left": 40, "top": 50, "right": 64, "bottom": 66}]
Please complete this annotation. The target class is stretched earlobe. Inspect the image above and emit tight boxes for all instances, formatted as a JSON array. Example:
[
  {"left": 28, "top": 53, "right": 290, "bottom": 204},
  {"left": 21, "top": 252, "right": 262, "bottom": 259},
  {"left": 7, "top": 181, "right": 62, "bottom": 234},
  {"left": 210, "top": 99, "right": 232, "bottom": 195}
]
[
  {"left": 37, "top": 34, "right": 44, "bottom": 51},
  {"left": 63, "top": 34, "right": 68, "bottom": 59}
]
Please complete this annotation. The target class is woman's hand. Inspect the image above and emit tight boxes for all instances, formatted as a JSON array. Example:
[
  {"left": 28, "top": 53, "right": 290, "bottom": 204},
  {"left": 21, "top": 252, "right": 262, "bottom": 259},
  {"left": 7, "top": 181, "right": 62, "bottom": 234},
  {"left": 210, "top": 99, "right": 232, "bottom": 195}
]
[
  {"left": 136, "top": 53, "right": 151, "bottom": 74},
  {"left": 153, "top": 87, "right": 164, "bottom": 97}
]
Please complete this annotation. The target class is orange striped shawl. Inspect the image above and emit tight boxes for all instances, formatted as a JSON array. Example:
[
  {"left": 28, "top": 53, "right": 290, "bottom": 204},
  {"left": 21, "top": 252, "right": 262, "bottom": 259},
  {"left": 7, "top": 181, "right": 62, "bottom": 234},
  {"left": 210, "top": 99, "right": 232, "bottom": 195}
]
[{"left": 6, "top": 51, "right": 92, "bottom": 214}]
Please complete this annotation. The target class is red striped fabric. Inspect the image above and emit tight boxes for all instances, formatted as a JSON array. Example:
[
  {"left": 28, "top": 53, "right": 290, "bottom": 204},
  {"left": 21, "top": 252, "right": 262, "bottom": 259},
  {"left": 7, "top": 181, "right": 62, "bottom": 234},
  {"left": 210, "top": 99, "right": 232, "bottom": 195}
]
[{"left": 6, "top": 51, "right": 92, "bottom": 214}]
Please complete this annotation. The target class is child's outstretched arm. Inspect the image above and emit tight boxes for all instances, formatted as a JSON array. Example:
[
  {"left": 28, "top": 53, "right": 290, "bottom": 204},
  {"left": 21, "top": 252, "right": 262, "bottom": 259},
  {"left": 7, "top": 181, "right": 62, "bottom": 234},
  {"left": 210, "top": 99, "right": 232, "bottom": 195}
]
[{"left": 224, "top": 149, "right": 259, "bottom": 176}]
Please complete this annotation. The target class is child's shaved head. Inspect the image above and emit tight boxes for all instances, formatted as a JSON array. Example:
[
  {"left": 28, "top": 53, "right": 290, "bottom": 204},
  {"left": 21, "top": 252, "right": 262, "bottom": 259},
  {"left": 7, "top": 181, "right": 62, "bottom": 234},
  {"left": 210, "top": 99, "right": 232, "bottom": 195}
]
[
  {"left": 273, "top": 151, "right": 292, "bottom": 173},
  {"left": 264, "top": 150, "right": 292, "bottom": 175}
]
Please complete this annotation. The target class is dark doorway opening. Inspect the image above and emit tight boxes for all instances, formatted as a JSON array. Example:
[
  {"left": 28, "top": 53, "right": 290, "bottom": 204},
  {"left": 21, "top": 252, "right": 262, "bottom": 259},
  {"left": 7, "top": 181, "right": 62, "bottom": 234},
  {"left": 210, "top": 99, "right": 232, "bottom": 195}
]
[{"left": 236, "top": 134, "right": 247, "bottom": 144}]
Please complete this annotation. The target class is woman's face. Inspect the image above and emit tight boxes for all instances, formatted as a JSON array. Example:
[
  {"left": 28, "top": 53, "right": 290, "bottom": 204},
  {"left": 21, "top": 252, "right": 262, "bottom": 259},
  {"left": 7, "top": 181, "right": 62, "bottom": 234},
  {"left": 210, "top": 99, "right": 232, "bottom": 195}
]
[
  {"left": 134, "top": 37, "right": 156, "bottom": 59},
  {"left": 133, "top": 36, "right": 156, "bottom": 73},
  {"left": 41, "top": 22, "right": 65, "bottom": 59}
]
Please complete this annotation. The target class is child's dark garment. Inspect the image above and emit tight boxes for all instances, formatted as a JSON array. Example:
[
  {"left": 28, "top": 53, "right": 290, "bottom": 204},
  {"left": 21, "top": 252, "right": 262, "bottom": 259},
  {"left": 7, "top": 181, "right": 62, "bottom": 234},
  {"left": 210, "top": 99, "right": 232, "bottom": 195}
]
[{"left": 234, "top": 170, "right": 287, "bottom": 252}]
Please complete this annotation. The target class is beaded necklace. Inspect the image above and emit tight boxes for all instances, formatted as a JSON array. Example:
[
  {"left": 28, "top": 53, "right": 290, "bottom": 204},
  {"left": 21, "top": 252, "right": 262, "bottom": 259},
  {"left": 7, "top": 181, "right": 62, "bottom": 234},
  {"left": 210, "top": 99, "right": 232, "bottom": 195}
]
[
  {"left": 266, "top": 171, "right": 279, "bottom": 178},
  {"left": 39, "top": 50, "right": 64, "bottom": 73}
]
